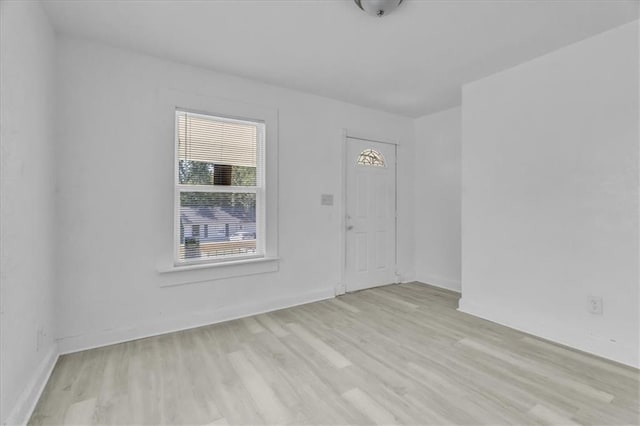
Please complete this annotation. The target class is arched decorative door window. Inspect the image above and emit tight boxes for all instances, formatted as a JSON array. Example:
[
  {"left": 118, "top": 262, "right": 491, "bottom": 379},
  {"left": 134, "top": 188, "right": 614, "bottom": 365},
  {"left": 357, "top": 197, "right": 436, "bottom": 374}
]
[{"left": 356, "top": 148, "right": 386, "bottom": 167}]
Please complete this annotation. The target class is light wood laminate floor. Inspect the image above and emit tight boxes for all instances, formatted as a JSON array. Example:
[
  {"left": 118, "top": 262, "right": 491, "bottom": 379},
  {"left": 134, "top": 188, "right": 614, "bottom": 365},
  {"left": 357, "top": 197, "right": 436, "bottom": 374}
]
[{"left": 30, "top": 283, "right": 639, "bottom": 425}]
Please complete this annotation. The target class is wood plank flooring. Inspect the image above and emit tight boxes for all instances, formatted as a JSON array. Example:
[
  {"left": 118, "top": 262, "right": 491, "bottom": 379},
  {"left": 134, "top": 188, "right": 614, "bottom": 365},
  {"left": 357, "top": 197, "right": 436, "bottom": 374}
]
[{"left": 29, "top": 283, "right": 640, "bottom": 425}]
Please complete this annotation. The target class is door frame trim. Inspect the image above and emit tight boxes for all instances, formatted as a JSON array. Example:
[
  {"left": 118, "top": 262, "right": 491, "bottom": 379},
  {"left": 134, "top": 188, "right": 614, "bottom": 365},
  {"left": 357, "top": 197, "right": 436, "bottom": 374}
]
[{"left": 339, "top": 129, "right": 399, "bottom": 295}]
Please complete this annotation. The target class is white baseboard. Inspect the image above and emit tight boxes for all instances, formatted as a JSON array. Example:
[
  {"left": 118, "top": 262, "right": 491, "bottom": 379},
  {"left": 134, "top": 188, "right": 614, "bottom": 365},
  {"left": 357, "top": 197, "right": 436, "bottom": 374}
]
[
  {"left": 57, "top": 288, "right": 335, "bottom": 355},
  {"left": 398, "top": 271, "right": 416, "bottom": 284},
  {"left": 415, "top": 273, "right": 461, "bottom": 293},
  {"left": 3, "top": 344, "right": 59, "bottom": 426},
  {"left": 458, "top": 297, "right": 639, "bottom": 369}
]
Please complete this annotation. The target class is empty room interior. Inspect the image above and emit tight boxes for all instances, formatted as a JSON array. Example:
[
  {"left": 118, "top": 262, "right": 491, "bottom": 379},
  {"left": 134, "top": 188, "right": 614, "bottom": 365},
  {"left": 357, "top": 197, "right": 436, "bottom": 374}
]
[{"left": 1, "top": 0, "right": 639, "bottom": 425}]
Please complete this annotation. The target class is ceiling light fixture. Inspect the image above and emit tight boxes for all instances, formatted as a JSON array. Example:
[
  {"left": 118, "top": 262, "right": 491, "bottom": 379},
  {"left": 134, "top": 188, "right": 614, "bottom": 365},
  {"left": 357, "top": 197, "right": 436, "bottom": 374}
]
[{"left": 354, "top": 0, "right": 404, "bottom": 17}]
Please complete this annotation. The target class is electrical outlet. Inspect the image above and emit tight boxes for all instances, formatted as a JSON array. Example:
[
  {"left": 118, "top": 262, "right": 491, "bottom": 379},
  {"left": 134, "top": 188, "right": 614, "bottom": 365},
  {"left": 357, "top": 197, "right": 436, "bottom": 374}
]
[
  {"left": 321, "top": 194, "right": 334, "bottom": 206},
  {"left": 36, "top": 327, "right": 44, "bottom": 352},
  {"left": 35, "top": 326, "right": 47, "bottom": 352},
  {"left": 588, "top": 296, "right": 603, "bottom": 315}
]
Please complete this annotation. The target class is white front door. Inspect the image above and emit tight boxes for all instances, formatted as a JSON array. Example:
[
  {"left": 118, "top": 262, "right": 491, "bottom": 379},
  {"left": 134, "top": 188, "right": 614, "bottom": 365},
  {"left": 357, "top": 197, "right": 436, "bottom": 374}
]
[{"left": 345, "top": 137, "right": 397, "bottom": 292}]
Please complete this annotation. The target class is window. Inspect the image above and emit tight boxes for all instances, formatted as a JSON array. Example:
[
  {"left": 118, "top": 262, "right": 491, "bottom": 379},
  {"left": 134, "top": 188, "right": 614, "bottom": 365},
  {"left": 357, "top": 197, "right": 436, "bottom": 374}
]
[
  {"left": 357, "top": 149, "right": 385, "bottom": 167},
  {"left": 175, "top": 110, "right": 265, "bottom": 264}
]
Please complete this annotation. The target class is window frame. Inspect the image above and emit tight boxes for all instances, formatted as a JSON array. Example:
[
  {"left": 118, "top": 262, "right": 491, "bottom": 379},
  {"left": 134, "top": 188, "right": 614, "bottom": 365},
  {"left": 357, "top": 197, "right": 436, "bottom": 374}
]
[
  {"left": 173, "top": 109, "right": 267, "bottom": 266},
  {"left": 156, "top": 90, "right": 279, "bottom": 284}
]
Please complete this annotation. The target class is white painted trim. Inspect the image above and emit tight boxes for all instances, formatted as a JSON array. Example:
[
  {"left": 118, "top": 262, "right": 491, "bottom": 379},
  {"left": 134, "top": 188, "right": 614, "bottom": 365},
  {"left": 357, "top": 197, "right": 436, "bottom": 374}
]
[
  {"left": 338, "top": 129, "right": 348, "bottom": 292},
  {"left": 175, "top": 185, "right": 259, "bottom": 194},
  {"left": 3, "top": 344, "right": 59, "bottom": 426},
  {"left": 157, "top": 89, "right": 279, "bottom": 278},
  {"left": 56, "top": 287, "right": 335, "bottom": 355},
  {"left": 415, "top": 274, "right": 461, "bottom": 293},
  {"left": 345, "top": 129, "right": 399, "bottom": 146},
  {"left": 156, "top": 257, "right": 279, "bottom": 287},
  {"left": 458, "top": 298, "right": 640, "bottom": 369},
  {"left": 393, "top": 143, "right": 399, "bottom": 284},
  {"left": 173, "top": 111, "right": 180, "bottom": 263},
  {"left": 157, "top": 256, "right": 279, "bottom": 274},
  {"left": 398, "top": 273, "right": 416, "bottom": 284}
]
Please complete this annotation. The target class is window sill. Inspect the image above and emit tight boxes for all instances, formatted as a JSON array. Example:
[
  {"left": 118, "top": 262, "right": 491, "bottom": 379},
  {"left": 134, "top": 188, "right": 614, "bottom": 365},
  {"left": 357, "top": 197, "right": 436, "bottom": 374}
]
[{"left": 157, "top": 257, "right": 279, "bottom": 288}]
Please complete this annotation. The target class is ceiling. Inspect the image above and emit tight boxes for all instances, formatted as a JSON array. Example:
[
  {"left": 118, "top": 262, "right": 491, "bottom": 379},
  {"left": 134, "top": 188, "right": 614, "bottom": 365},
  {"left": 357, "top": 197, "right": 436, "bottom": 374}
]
[{"left": 42, "top": 0, "right": 639, "bottom": 117}]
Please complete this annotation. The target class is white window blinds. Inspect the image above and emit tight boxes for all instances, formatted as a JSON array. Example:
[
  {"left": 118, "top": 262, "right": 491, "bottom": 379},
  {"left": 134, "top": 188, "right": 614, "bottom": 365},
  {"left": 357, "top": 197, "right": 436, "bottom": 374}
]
[{"left": 178, "top": 112, "right": 257, "bottom": 168}]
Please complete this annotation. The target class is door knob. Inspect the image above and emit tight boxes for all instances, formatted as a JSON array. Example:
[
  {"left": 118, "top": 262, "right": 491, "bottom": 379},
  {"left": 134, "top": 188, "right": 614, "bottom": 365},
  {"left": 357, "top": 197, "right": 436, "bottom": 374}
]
[{"left": 347, "top": 225, "right": 354, "bottom": 230}]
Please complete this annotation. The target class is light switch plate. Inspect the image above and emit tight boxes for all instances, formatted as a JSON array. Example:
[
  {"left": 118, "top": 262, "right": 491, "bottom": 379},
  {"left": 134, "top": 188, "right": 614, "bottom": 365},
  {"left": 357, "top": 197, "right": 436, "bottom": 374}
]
[{"left": 321, "top": 194, "right": 334, "bottom": 206}]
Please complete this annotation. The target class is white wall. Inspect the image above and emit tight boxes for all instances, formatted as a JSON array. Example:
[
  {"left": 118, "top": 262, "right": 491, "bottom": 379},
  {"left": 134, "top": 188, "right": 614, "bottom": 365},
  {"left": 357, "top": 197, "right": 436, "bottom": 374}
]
[
  {"left": 0, "top": 1, "right": 58, "bottom": 424},
  {"left": 54, "top": 37, "right": 415, "bottom": 353},
  {"left": 414, "top": 108, "right": 462, "bottom": 291},
  {"left": 460, "top": 21, "right": 639, "bottom": 367}
]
